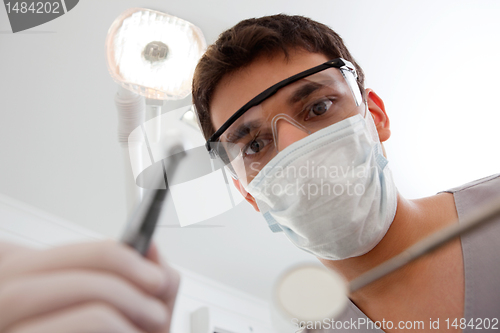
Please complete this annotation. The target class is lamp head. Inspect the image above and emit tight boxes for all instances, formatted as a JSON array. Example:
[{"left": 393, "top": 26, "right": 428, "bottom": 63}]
[{"left": 106, "top": 8, "right": 206, "bottom": 100}]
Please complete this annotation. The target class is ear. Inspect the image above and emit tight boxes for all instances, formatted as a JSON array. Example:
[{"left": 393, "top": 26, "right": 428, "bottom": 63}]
[
  {"left": 232, "top": 178, "right": 260, "bottom": 212},
  {"left": 365, "top": 89, "right": 391, "bottom": 142}
]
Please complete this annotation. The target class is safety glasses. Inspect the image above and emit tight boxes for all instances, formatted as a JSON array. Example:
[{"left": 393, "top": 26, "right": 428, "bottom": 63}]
[{"left": 204, "top": 58, "right": 364, "bottom": 186}]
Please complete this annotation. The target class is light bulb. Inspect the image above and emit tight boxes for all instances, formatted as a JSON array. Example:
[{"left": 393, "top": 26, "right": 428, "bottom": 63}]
[{"left": 105, "top": 8, "right": 206, "bottom": 100}]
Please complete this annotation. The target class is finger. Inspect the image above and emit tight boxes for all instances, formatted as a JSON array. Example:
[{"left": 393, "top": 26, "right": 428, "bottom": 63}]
[
  {"left": 0, "top": 271, "right": 168, "bottom": 333},
  {"left": 157, "top": 266, "right": 180, "bottom": 332},
  {"left": 5, "top": 303, "right": 146, "bottom": 333},
  {"left": 145, "top": 243, "right": 160, "bottom": 264},
  {"left": 0, "top": 242, "right": 34, "bottom": 261},
  {"left": 145, "top": 244, "right": 181, "bottom": 331},
  {"left": 0, "top": 241, "right": 167, "bottom": 296},
  {"left": 145, "top": 243, "right": 180, "bottom": 308},
  {"left": 157, "top": 263, "right": 181, "bottom": 312}
]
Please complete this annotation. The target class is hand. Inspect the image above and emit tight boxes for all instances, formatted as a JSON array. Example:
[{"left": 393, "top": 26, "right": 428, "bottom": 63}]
[{"left": 0, "top": 241, "right": 180, "bottom": 333}]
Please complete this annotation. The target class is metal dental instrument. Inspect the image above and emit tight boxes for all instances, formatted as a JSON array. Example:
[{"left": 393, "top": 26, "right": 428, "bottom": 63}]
[
  {"left": 121, "top": 144, "right": 185, "bottom": 255},
  {"left": 350, "top": 194, "right": 500, "bottom": 293}
]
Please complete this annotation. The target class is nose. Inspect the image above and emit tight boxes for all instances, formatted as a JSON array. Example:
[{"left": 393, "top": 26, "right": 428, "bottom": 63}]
[{"left": 274, "top": 118, "right": 310, "bottom": 152}]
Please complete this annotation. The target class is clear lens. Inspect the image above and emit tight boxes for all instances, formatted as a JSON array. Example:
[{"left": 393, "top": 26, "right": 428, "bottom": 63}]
[{"left": 209, "top": 67, "right": 364, "bottom": 186}]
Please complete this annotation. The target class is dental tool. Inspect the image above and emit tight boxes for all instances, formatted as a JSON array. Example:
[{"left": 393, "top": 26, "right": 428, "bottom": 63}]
[
  {"left": 350, "top": 194, "right": 500, "bottom": 292},
  {"left": 120, "top": 143, "right": 185, "bottom": 255}
]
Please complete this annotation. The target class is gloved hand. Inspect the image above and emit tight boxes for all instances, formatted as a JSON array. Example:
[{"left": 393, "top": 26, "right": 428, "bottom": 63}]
[{"left": 0, "top": 240, "right": 180, "bottom": 333}]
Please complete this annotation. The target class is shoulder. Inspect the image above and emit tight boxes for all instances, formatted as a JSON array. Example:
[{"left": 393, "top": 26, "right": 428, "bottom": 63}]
[
  {"left": 445, "top": 174, "right": 500, "bottom": 321},
  {"left": 441, "top": 174, "right": 500, "bottom": 219}
]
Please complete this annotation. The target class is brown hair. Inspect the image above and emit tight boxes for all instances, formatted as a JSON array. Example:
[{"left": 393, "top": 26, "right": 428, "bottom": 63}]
[{"left": 192, "top": 14, "right": 365, "bottom": 140}]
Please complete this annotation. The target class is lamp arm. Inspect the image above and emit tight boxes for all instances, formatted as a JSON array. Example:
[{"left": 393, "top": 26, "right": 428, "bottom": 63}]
[{"left": 115, "top": 86, "right": 145, "bottom": 214}]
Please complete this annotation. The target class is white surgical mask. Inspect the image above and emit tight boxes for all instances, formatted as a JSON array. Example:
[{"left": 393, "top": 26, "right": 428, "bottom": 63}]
[{"left": 245, "top": 109, "right": 398, "bottom": 260}]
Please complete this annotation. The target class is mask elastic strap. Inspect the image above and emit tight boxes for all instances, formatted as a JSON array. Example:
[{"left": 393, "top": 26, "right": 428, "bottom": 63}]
[
  {"left": 363, "top": 102, "right": 389, "bottom": 169},
  {"left": 271, "top": 113, "right": 311, "bottom": 153},
  {"left": 263, "top": 212, "right": 283, "bottom": 233},
  {"left": 363, "top": 102, "right": 380, "bottom": 143}
]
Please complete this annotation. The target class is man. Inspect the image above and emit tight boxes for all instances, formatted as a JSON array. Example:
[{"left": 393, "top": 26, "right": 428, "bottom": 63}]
[{"left": 192, "top": 14, "right": 500, "bottom": 331}]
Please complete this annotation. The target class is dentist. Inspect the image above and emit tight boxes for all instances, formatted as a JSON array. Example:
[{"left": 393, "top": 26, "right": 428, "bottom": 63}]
[{"left": 192, "top": 14, "right": 500, "bottom": 331}]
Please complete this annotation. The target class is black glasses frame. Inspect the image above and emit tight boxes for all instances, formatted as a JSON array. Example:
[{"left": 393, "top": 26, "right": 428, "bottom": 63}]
[{"left": 205, "top": 58, "right": 358, "bottom": 154}]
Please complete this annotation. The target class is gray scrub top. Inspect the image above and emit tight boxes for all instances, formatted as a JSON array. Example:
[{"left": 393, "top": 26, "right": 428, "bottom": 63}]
[{"left": 307, "top": 174, "right": 500, "bottom": 333}]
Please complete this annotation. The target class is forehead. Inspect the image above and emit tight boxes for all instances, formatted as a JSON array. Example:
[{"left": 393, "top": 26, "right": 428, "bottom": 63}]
[{"left": 209, "top": 51, "right": 333, "bottom": 131}]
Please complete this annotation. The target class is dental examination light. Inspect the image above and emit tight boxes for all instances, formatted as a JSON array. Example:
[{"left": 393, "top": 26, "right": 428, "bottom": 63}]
[
  {"left": 105, "top": 8, "right": 206, "bottom": 211},
  {"left": 106, "top": 8, "right": 205, "bottom": 100}
]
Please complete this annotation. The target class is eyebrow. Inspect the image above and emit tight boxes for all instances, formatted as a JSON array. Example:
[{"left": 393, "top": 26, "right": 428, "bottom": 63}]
[
  {"left": 225, "top": 119, "right": 262, "bottom": 144},
  {"left": 223, "top": 81, "right": 334, "bottom": 144},
  {"left": 287, "top": 81, "right": 324, "bottom": 105}
]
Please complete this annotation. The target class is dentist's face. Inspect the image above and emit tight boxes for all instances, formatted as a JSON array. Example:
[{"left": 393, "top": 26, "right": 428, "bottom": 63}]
[
  {"left": 208, "top": 50, "right": 391, "bottom": 213},
  {"left": 210, "top": 50, "right": 334, "bottom": 153}
]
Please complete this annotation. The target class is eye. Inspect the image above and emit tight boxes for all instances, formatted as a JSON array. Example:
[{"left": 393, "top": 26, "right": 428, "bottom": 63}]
[
  {"left": 305, "top": 99, "right": 333, "bottom": 119},
  {"left": 243, "top": 137, "right": 272, "bottom": 156}
]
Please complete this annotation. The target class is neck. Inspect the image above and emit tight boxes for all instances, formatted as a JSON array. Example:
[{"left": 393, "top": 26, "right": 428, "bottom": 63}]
[{"left": 319, "top": 191, "right": 457, "bottom": 301}]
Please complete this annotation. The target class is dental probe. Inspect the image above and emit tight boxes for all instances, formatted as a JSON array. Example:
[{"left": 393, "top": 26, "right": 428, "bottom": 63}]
[
  {"left": 349, "top": 194, "right": 500, "bottom": 293},
  {"left": 121, "top": 143, "right": 185, "bottom": 255}
]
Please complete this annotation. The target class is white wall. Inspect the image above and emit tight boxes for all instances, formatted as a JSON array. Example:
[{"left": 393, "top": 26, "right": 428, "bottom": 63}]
[{"left": 1, "top": 0, "right": 499, "bottom": 302}]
